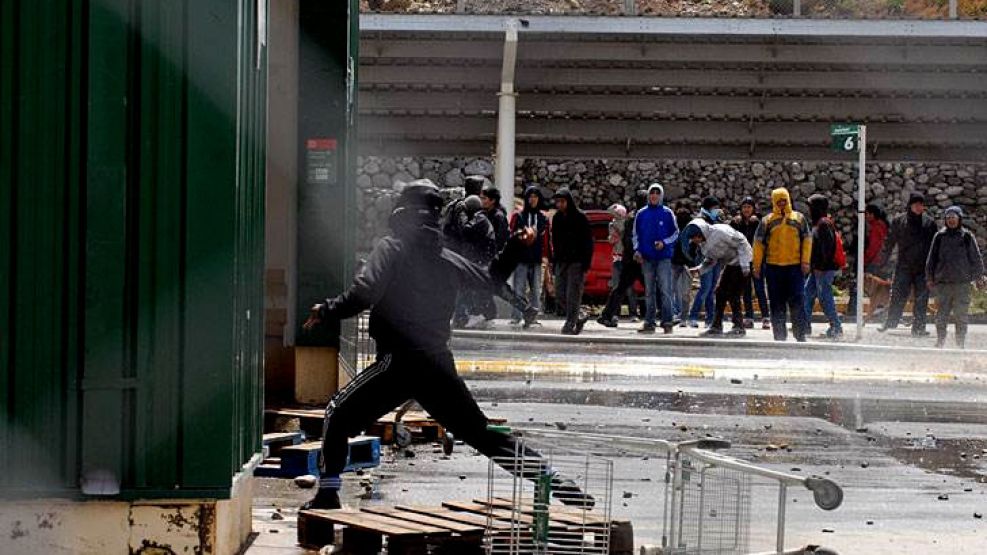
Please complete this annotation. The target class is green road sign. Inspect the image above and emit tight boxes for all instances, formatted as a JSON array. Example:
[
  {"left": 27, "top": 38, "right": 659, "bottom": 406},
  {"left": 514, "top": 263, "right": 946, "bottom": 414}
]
[{"left": 830, "top": 123, "right": 861, "bottom": 152}]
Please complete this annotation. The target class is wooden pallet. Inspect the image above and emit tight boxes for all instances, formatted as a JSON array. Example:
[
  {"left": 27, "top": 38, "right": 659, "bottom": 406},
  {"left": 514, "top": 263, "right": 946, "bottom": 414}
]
[
  {"left": 298, "top": 506, "right": 484, "bottom": 554},
  {"left": 298, "top": 500, "right": 633, "bottom": 555}
]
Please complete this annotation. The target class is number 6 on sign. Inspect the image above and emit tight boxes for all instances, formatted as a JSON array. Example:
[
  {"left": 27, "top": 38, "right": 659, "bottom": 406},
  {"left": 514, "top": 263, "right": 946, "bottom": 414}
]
[{"left": 843, "top": 136, "right": 856, "bottom": 151}]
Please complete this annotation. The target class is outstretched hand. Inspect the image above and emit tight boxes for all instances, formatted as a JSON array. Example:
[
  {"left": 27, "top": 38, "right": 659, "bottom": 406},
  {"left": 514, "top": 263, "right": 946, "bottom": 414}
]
[{"left": 302, "top": 303, "right": 325, "bottom": 331}]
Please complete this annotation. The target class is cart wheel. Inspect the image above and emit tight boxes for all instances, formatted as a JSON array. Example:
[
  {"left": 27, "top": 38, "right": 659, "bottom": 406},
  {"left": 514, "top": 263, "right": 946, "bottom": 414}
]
[
  {"left": 442, "top": 431, "right": 455, "bottom": 456},
  {"left": 805, "top": 476, "right": 843, "bottom": 511},
  {"left": 394, "top": 423, "right": 412, "bottom": 448}
]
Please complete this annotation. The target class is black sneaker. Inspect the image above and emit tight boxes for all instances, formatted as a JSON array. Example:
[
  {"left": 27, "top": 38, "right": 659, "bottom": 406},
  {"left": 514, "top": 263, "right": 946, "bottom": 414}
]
[
  {"left": 638, "top": 324, "right": 657, "bottom": 334},
  {"left": 725, "top": 327, "right": 746, "bottom": 337},
  {"left": 700, "top": 327, "right": 723, "bottom": 337},
  {"left": 597, "top": 316, "right": 618, "bottom": 328},
  {"left": 574, "top": 314, "right": 589, "bottom": 335},
  {"left": 876, "top": 324, "right": 890, "bottom": 333},
  {"left": 662, "top": 324, "right": 674, "bottom": 334},
  {"left": 301, "top": 489, "right": 341, "bottom": 511},
  {"left": 551, "top": 478, "right": 595, "bottom": 509}
]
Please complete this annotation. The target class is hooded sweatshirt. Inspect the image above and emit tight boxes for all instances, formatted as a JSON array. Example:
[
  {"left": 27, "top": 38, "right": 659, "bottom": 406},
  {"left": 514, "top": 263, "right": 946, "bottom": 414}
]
[
  {"left": 808, "top": 194, "right": 839, "bottom": 272},
  {"left": 550, "top": 188, "right": 593, "bottom": 268},
  {"left": 684, "top": 219, "right": 753, "bottom": 275},
  {"left": 509, "top": 185, "right": 549, "bottom": 263},
  {"left": 633, "top": 184, "right": 679, "bottom": 262},
  {"left": 322, "top": 183, "right": 526, "bottom": 353},
  {"left": 925, "top": 212, "right": 985, "bottom": 284},
  {"left": 753, "top": 188, "right": 812, "bottom": 268},
  {"left": 883, "top": 205, "right": 938, "bottom": 273}
]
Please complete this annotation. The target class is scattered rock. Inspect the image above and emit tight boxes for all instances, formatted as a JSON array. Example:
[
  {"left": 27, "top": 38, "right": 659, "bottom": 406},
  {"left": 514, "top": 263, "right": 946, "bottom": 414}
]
[
  {"left": 937, "top": 494, "right": 949, "bottom": 501},
  {"left": 730, "top": 378, "right": 742, "bottom": 384},
  {"left": 294, "top": 475, "right": 317, "bottom": 489},
  {"left": 271, "top": 511, "right": 285, "bottom": 521}
]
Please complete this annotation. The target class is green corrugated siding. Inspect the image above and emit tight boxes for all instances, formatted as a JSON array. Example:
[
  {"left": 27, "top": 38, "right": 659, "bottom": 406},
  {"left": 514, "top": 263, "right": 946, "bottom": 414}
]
[{"left": 1, "top": 0, "right": 266, "bottom": 499}]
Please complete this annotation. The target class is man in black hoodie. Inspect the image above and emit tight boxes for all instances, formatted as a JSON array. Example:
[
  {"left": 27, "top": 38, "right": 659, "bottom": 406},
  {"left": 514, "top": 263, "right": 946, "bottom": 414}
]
[
  {"left": 803, "top": 194, "right": 843, "bottom": 338},
  {"left": 301, "top": 180, "right": 588, "bottom": 511},
  {"left": 878, "top": 192, "right": 938, "bottom": 336},
  {"left": 551, "top": 188, "right": 593, "bottom": 335},
  {"left": 509, "top": 186, "right": 549, "bottom": 325},
  {"left": 926, "top": 206, "right": 985, "bottom": 348},
  {"left": 731, "top": 196, "right": 770, "bottom": 329},
  {"left": 444, "top": 175, "right": 488, "bottom": 327},
  {"left": 477, "top": 185, "right": 510, "bottom": 322}
]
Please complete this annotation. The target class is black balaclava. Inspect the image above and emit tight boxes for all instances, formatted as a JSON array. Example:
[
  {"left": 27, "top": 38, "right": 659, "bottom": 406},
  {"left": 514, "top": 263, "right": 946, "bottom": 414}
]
[{"left": 389, "top": 180, "right": 445, "bottom": 253}]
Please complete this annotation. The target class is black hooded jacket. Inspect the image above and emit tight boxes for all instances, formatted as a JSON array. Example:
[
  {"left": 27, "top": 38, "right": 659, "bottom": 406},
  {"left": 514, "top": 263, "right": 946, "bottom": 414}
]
[
  {"left": 321, "top": 230, "right": 526, "bottom": 354},
  {"left": 926, "top": 222, "right": 985, "bottom": 285},
  {"left": 550, "top": 189, "right": 593, "bottom": 268},
  {"left": 510, "top": 186, "right": 549, "bottom": 263},
  {"left": 883, "top": 209, "right": 938, "bottom": 273},
  {"left": 808, "top": 195, "right": 839, "bottom": 272}
]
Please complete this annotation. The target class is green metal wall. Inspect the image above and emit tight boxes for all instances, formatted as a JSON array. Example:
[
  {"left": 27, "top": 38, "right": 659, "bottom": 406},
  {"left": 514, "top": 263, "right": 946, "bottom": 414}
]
[{"left": 1, "top": 0, "right": 266, "bottom": 499}]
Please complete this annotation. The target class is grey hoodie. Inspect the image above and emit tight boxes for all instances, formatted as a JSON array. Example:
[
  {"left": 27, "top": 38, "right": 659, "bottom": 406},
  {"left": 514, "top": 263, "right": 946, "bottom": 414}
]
[{"left": 686, "top": 219, "right": 753, "bottom": 275}]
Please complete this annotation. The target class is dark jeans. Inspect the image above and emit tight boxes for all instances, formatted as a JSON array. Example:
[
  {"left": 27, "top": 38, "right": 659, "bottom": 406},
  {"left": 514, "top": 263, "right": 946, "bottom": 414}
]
[
  {"left": 320, "top": 349, "right": 541, "bottom": 480},
  {"left": 689, "top": 264, "right": 720, "bottom": 325},
  {"left": 935, "top": 282, "right": 971, "bottom": 346},
  {"left": 556, "top": 262, "right": 586, "bottom": 331},
  {"left": 765, "top": 264, "right": 808, "bottom": 341},
  {"left": 600, "top": 259, "right": 643, "bottom": 321},
  {"left": 743, "top": 270, "right": 769, "bottom": 320},
  {"left": 712, "top": 265, "right": 749, "bottom": 330},
  {"left": 885, "top": 268, "right": 929, "bottom": 332}
]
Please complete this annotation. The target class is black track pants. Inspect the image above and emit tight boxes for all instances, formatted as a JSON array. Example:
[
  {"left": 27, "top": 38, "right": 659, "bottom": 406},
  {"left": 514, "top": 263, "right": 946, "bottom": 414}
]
[{"left": 320, "top": 349, "right": 542, "bottom": 479}]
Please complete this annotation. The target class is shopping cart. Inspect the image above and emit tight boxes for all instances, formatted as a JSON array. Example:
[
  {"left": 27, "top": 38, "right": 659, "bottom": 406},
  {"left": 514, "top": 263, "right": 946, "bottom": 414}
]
[
  {"left": 486, "top": 429, "right": 843, "bottom": 555},
  {"left": 485, "top": 429, "right": 615, "bottom": 555}
]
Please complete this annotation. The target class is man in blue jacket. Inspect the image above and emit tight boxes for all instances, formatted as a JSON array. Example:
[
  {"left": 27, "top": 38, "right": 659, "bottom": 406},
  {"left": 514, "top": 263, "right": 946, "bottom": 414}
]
[{"left": 633, "top": 183, "right": 679, "bottom": 333}]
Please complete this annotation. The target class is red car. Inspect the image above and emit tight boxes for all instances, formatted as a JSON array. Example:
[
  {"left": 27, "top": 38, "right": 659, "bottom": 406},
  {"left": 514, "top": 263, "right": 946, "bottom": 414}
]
[{"left": 582, "top": 210, "right": 645, "bottom": 302}]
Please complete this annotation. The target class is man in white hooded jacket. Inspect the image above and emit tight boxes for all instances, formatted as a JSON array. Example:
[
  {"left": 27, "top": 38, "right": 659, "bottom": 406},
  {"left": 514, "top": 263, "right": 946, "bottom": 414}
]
[{"left": 682, "top": 218, "right": 753, "bottom": 336}]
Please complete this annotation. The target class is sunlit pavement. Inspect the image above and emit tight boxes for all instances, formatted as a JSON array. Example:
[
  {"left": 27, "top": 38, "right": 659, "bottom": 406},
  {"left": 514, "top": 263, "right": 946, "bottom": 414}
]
[
  {"left": 246, "top": 318, "right": 987, "bottom": 555},
  {"left": 449, "top": 318, "right": 987, "bottom": 385}
]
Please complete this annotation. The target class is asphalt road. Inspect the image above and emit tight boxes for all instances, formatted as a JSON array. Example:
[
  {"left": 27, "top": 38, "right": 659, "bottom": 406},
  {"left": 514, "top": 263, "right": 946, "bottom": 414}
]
[{"left": 249, "top": 326, "right": 987, "bottom": 554}]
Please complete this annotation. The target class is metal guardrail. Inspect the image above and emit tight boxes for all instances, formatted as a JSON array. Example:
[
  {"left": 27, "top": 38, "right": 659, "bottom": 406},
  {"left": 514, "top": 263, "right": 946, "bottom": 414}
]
[{"left": 364, "top": 0, "right": 978, "bottom": 20}]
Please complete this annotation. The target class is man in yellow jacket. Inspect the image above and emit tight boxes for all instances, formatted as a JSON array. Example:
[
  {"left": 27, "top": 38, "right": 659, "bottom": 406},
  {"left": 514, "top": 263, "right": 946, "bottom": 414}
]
[{"left": 752, "top": 188, "right": 813, "bottom": 341}]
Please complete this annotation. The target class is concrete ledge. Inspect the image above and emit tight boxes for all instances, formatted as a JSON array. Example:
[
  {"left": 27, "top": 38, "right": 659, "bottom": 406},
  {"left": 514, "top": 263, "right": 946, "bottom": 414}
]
[{"left": 0, "top": 455, "right": 260, "bottom": 555}]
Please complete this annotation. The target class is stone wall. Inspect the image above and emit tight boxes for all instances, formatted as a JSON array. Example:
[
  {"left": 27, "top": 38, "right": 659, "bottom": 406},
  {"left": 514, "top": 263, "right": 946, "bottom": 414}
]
[{"left": 355, "top": 156, "right": 987, "bottom": 255}]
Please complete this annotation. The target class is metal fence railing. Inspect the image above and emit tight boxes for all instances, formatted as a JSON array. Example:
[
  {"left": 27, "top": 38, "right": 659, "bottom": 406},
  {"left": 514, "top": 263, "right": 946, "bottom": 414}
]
[{"left": 362, "top": 0, "right": 983, "bottom": 20}]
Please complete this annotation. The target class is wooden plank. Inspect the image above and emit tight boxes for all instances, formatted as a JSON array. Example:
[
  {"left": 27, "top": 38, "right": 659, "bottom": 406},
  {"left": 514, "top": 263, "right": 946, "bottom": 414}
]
[
  {"left": 281, "top": 441, "right": 321, "bottom": 452},
  {"left": 485, "top": 497, "right": 611, "bottom": 526},
  {"left": 442, "top": 501, "right": 551, "bottom": 527},
  {"left": 300, "top": 509, "right": 443, "bottom": 537},
  {"left": 396, "top": 506, "right": 514, "bottom": 531},
  {"left": 362, "top": 507, "right": 483, "bottom": 535}
]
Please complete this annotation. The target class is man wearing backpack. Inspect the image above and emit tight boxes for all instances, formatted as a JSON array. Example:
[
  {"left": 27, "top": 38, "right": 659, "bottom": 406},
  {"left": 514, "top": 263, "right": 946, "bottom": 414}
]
[
  {"left": 803, "top": 194, "right": 844, "bottom": 338},
  {"left": 925, "top": 206, "right": 985, "bottom": 349}
]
